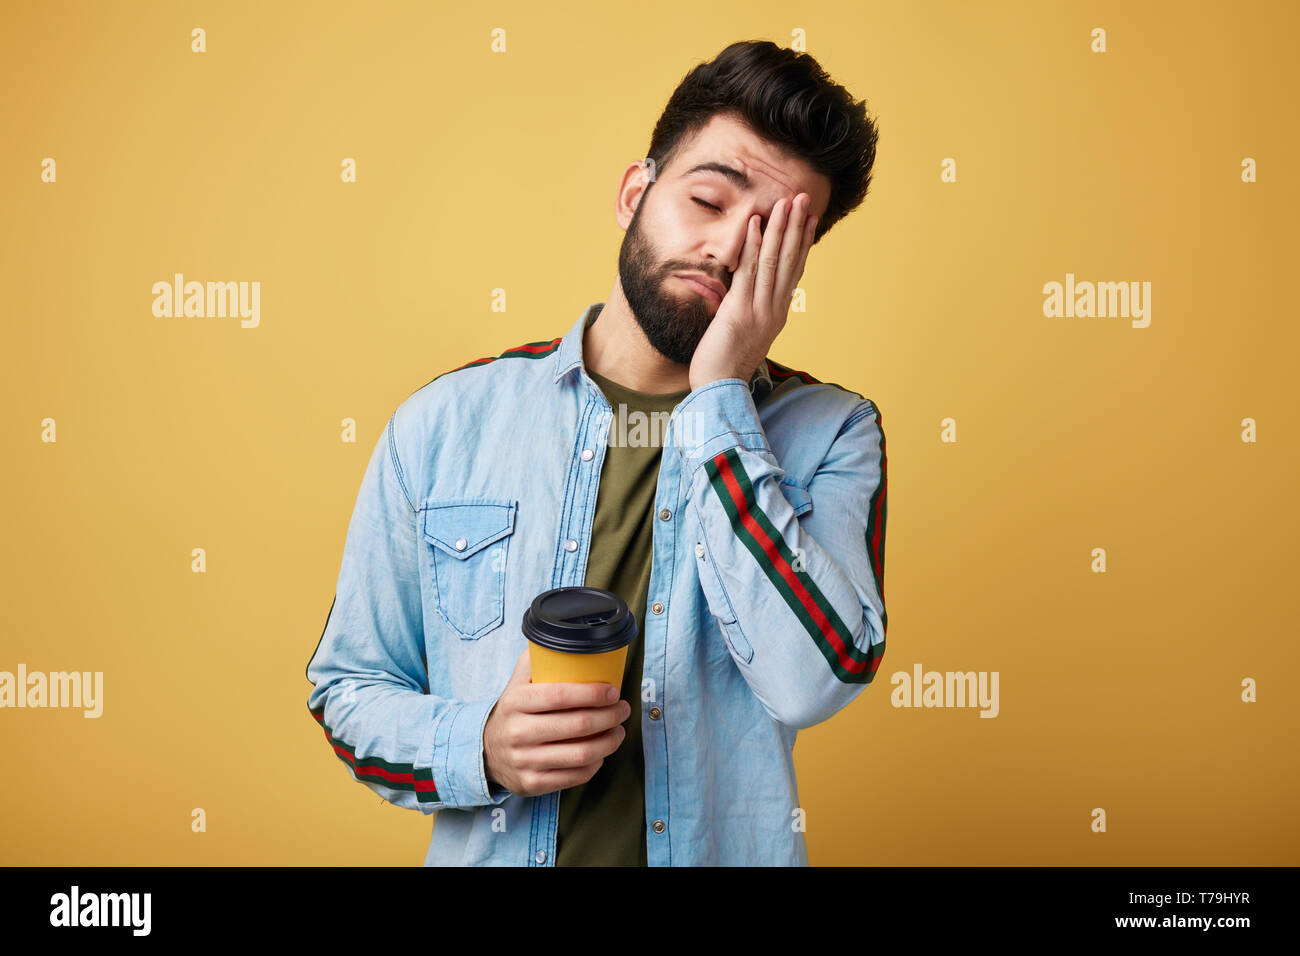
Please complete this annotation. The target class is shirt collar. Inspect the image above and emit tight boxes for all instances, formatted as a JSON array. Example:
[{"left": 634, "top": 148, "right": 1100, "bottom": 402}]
[{"left": 554, "top": 302, "right": 772, "bottom": 401}]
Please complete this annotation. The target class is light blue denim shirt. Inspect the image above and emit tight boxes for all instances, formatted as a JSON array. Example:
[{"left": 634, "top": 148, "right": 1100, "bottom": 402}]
[{"left": 305, "top": 302, "right": 888, "bottom": 866}]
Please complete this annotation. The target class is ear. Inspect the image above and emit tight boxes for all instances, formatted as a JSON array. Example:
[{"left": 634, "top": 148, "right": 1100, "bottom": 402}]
[{"left": 614, "top": 160, "right": 654, "bottom": 231}]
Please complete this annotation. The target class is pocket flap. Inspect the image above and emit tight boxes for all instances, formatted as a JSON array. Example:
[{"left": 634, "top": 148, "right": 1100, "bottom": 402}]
[{"left": 421, "top": 499, "right": 516, "bottom": 560}]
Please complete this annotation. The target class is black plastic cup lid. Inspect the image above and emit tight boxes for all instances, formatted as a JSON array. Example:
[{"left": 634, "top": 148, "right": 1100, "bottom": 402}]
[{"left": 522, "top": 587, "right": 638, "bottom": 654}]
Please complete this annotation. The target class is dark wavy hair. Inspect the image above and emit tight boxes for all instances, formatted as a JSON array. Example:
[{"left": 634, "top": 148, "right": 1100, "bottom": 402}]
[{"left": 644, "top": 40, "right": 879, "bottom": 244}]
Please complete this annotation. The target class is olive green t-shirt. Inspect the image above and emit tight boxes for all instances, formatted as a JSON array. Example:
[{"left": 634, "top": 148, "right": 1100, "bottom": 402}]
[{"left": 554, "top": 365, "right": 690, "bottom": 866}]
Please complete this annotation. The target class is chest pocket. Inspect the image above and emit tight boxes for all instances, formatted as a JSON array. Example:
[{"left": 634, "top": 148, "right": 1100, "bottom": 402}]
[{"left": 420, "top": 498, "right": 517, "bottom": 640}]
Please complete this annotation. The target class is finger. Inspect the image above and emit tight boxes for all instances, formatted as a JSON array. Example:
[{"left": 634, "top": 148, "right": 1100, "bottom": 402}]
[
  {"left": 794, "top": 213, "right": 817, "bottom": 287},
  {"left": 774, "top": 194, "right": 810, "bottom": 300},
  {"left": 729, "top": 213, "right": 762, "bottom": 305},
  {"left": 524, "top": 725, "right": 626, "bottom": 770},
  {"left": 518, "top": 678, "right": 619, "bottom": 714},
  {"left": 512, "top": 647, "right": 531, "bottom": 684},
  {"left": 754, "top": 197, "right": 791, "bottom": 311},
  {"left": 527, "top": 759, "right": 606, "bottom": 793},
  {"left": 523, "top": 701, "right": 629, "bottom": 745}
]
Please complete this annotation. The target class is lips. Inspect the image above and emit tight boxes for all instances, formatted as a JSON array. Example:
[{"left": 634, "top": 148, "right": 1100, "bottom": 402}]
[{"left": 675, "top": 273, "right": 725, "bottom": 306}]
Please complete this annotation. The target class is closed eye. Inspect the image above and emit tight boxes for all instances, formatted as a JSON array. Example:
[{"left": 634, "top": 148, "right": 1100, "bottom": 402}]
[{"left": 692, "top": 197, "right": 721, "bottom": 212}]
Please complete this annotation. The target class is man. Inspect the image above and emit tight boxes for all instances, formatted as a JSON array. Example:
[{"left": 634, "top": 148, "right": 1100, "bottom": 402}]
[{"left": 306, "top": 40, "right": 887, "bottom": 866}]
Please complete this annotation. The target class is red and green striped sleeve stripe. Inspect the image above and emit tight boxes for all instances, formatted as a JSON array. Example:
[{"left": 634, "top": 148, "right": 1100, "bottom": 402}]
[
  {"left": 703, "top": 447, "right": 885, "bottom": 684},
  {"left": 309, "top": 705, "right": 440, "bottom": 804},
  {"left": 418, "top": 337, "right": 563, "bottom": 390},
  {"left": 766, "top": 358, "right": 819, "bottom": 386},
  {"left": 865, "top": 409, "right": 887, "bottom": 634},
  {"left": 767, "top": 361, "right": 888, "bottom": 633},
  {"left": 766, "top": 358, "right": 857, "bottom": 398}
]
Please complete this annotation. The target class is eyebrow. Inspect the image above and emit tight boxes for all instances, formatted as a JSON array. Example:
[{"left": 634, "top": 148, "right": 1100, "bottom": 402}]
[{"left": 682, "top": 161, "right": 752, "bottom": 190}]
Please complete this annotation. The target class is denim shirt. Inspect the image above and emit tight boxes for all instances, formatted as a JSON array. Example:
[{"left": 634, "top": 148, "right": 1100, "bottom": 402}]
[{"left": 305, "top": 302, "right": 889, "bottom": 866}]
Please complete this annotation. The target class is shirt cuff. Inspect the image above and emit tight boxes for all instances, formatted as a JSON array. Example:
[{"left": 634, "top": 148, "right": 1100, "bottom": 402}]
[
  {"left": 671, "top": 377, "right": 773, "bottom": 478},
  {"left": 435, "top": 697, "right": 513, "bottom": 808}
]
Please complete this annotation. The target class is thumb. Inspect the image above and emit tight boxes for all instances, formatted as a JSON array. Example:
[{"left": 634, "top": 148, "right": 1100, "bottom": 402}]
[{"left": 509, "top": 645, "right": 532, "bottom": 686}]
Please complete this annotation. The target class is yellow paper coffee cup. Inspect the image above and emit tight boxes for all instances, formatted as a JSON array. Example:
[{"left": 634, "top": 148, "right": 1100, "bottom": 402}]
[{"left": 522, "top": 587, "right": 637, "bottom": 687}]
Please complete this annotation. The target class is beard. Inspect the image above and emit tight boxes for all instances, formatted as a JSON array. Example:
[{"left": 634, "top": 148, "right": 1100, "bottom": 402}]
[{"left": 616, "top": 192, "right": 721, "bottom": 366}]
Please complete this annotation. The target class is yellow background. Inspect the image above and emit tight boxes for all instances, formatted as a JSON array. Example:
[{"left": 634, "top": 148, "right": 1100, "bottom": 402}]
[{"left": 3, "top": 0, "right": 1297, "bottom": 865}]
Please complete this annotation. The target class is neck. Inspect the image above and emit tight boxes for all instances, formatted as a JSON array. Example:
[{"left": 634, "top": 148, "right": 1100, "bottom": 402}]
[{"left": 583, "top": 279, "right": 693, "bottom": 394}]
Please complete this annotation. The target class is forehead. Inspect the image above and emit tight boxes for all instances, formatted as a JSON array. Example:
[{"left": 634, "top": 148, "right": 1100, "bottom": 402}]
[{"left": 670, "top": 112, "right": 830, "bottom": 214}]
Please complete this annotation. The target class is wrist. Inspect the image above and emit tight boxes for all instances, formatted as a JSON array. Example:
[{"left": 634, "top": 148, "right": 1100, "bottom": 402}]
[{"left": 690, "top": 370, "right": 748, "bottom": 391}]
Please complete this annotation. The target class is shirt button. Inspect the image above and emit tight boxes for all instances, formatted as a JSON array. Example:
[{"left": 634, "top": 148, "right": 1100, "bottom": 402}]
[
  {"left": 534, "top": 849, "right": 546, "bottom": 863},
  {"left": 454, "top": 537, "right": 467, "bottom": 551},
  {"left": 564, "top": 539, "right": 578, "bottom": 552},
  {"left": 652, "top": 820, "right": 666, "bottom": 834},
  {"left": 651, "top": 602, "right": 663, "bottom": 614},
  {"left": 694, "top": 543, "right": 705, "bottom": 558},
  {"left": 658, "top": 508, "right": 671, "bottom": 521},
  {"left": 648, "top": 706, "right": 662, "bottom": 720},
  {"left": 581, "top": 448, "right": 594, "bottom": 461}
]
